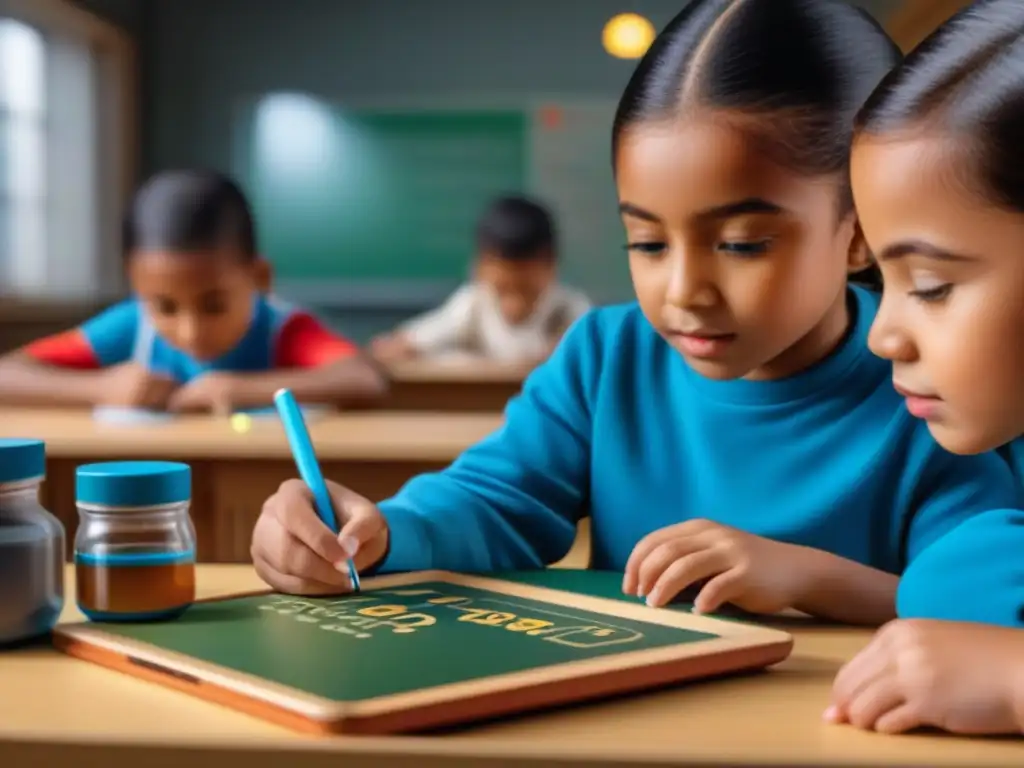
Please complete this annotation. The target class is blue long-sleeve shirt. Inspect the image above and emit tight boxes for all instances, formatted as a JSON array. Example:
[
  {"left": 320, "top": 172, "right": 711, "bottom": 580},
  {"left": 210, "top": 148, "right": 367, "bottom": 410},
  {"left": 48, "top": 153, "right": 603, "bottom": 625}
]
[
  {"left": 896, "top": 439, "right": 1024, "bottom": 625},
  {"left": 377, "top": 286, "right": 1022, "bottom": 624},
  {"left": 1001, "top": 440, "right": 1024, "bottom": 485}
]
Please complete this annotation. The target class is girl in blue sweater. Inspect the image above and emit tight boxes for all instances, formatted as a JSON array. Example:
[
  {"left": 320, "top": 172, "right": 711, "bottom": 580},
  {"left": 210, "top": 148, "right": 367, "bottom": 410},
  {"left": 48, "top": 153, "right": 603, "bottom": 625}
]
[
  {"left": 822, "top": 0, "right": 1024, "bottom": 737},
  {"left": 252, "top": 0, "right": 1018, "bottom": 627}
]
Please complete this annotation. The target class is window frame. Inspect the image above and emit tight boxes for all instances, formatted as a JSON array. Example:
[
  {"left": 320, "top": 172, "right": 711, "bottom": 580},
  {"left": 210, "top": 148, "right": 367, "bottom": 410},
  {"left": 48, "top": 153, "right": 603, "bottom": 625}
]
[
  {"left": 1, "top": 0, "right": 136, "bottom": 298},
  {"left": 0, "top": 19, "right": 48, "bottom": 281}
]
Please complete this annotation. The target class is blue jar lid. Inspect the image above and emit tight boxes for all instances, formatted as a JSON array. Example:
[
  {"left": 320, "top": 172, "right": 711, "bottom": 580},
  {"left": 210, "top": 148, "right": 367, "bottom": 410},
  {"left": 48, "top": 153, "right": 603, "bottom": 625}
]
[
  {"left": 0, "top": 439, "right": 45, "bottom": 484},
  {"left": 76, "top": 461, "right": 191, "bottom": 507}
]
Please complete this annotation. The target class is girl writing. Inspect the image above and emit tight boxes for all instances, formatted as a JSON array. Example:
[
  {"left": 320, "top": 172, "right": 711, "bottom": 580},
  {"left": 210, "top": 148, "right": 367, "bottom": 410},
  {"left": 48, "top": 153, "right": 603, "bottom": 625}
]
[{"left": 250, "top": 0, "right": 1016, "bottom": 628}]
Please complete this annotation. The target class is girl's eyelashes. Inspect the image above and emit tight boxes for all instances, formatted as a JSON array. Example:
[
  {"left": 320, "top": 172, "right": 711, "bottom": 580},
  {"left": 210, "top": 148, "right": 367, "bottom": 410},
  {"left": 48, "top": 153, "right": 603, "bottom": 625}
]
[
  {"left": 624, "top": 241, "right": 666, "bottom": 256},
  {"left": 717, "top": 238, "right": 773, "bottom": 256},
  {"left": 908, "top": 271, "right": 953, "bottom": 304},
  {"left": 624, "top": 237, "right": 774, "bottom": 257},
  {"left": 909, "top": 283, "right": 953, "bottom": 303}
]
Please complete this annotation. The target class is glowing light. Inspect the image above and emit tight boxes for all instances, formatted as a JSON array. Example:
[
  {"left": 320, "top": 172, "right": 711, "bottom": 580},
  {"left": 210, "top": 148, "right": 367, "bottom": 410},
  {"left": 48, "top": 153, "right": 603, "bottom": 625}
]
[
  {"left": 602, "top": 13, "right": 656, "bottom": 60},
  {"left": 253, "top": 93, "right": 339, "bottom": 177}
]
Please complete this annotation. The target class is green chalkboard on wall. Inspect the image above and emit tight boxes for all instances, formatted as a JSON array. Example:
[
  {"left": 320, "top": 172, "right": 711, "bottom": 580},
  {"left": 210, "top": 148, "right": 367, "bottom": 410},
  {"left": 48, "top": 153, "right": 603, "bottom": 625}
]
[
  {"left": 233, "top": 98, "right": 527, "bottom": 283},
  {"left": 53, "top": 570, "right": 792, "bottom": 735}
]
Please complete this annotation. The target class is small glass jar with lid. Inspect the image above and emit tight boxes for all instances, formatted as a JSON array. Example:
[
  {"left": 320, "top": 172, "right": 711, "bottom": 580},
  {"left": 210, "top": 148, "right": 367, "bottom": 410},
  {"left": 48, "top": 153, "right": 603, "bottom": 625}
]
[
  {"left": 0, "top": 438, "right": 65, "bottom": 646},
  {"left": 74, "top": 461, "right": 196, "bottom": 622}
]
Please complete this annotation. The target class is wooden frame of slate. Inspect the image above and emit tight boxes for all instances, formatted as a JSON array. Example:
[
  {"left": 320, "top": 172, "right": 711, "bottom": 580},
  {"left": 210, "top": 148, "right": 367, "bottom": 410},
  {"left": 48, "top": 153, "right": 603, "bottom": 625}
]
[{"left": 52, "top": 571, "right": 794, "bottom": 735}]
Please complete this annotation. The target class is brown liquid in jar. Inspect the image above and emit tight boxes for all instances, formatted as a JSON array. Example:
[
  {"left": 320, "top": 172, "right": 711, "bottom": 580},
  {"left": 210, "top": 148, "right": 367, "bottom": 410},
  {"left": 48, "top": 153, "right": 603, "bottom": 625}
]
[{"left": 76, "top": 561, "right": 195, "bottom": 619}]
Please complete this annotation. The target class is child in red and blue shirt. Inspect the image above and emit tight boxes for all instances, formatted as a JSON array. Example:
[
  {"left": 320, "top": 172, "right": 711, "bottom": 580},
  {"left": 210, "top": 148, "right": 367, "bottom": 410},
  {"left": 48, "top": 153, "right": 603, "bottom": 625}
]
[{"left": 0, "top": 170, "right": 387, "bottom": 413}]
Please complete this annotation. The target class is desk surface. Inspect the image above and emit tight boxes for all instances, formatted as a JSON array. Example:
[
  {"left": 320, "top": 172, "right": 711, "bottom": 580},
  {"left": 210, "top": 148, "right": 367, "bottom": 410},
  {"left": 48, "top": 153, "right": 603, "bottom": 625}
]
[
  {"left": 2, "top": 563, "right": 1022, "bottom": 768},
  {"left": 0, "top": 408, "right": 502, "bottom": 462},
  {"left": 384, "top": 357, "right": 533, "bottom": 384}
]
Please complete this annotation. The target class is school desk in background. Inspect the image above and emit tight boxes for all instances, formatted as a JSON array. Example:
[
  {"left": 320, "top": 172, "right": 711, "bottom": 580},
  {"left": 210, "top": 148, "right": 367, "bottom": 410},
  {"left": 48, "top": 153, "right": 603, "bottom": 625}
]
[
  {"left": 381, "top": 357, "right": 533, "bottom": 412},
  {"left": 0, "top": 406, "right": 502, "bottom": 563},
  {"left": 52, "top": 569, "right": 792, "bottom": 735}
]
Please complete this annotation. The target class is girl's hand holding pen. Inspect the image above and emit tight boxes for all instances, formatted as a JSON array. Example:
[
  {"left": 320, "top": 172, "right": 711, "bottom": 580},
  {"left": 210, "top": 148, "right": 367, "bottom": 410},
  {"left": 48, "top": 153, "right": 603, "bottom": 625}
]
[{"left": 251, "top": 479, "right": 389, "bottom": 596}]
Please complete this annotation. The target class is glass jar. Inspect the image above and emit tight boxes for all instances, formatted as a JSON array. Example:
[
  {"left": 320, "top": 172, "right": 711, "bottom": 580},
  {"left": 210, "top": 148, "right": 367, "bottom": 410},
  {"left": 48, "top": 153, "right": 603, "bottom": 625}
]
[
  {"left": 74, "top": 461, "right": 196, "bottom": 622},
  {"left": 0, "top": 439, "right": 65, "bottom": 646}
]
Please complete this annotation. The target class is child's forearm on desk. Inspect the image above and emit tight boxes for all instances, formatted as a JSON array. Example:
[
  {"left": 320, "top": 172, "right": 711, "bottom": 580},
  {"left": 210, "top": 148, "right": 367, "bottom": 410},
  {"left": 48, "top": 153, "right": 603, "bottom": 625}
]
[
  {"left": 793, "top": 548, "right": 898, "bottom": 626},
  {"left": 0, "top": 354, "right": 106, "bottom": 406}
]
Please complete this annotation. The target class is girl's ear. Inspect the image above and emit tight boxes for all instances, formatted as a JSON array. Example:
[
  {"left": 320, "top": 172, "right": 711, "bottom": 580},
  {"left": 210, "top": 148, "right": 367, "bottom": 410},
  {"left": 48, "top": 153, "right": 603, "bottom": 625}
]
[
  {"left": 253, "top": 257, "right": 273, "bottom": 293},
  {"left": 845, "top": 218, "right": 883, "bottom": 291},
  {"left": 845, "top": 219, "right": 873, "bottom": 275}
]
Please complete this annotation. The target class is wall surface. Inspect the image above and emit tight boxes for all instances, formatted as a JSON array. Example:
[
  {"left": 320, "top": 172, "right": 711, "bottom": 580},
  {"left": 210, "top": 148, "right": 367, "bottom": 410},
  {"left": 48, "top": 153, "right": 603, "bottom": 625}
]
[
  {"left": 136, "top": 0, "right": 895, "bottom": 174},
  {"left": 69, "top": 0, "right": 901, "bottom": 341},
  {"left": 69, "top": 0, "right": 142, "bottom": 33}
]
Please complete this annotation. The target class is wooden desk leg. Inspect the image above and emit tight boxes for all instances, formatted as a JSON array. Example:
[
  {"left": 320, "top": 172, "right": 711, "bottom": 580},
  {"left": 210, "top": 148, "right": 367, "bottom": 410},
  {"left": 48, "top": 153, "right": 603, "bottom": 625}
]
[
  {"left": 189, "top": 461, "right": 218, "bottom": 562},
  {"left": 41, "top": 459, "right": 77, "bottom": 560}
]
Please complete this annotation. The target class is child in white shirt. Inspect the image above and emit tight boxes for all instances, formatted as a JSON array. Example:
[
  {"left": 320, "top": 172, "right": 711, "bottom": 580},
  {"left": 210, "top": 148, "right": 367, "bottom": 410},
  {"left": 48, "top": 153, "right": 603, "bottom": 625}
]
[{"left": 371, "top": 196, "right": 591, "bottom": 364}]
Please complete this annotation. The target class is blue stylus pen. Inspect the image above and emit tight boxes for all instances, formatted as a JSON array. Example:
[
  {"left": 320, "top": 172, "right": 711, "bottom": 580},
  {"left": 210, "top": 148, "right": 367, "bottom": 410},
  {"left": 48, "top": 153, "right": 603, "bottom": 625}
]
[{"left": 273, "top": 388, "right": 361, "bottom": 591}]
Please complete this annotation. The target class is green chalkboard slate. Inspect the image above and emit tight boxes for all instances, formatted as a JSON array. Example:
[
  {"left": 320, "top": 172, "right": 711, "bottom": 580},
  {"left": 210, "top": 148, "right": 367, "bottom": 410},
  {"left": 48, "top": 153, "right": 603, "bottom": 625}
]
[
  {"left": 497, "top": 568, "right": 642, "bottom": 603},
  {"left": 66, "top": 582, "right": 714, "bottom": 701},
  {"left": 498, "top": 569, "right": 758, "bottom": 623},
  {"left": 53, "top": 570, "right": 793, "bottom": 735},
  {"left": 235, "top": 102, "right": 527, "bottom": 282}
]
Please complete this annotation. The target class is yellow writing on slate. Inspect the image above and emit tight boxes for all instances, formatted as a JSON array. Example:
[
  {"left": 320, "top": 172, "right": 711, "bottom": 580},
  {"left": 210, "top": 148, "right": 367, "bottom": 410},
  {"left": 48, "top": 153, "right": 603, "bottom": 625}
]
[
  {"left": 259, "top": 596, "right": 436, "bottom": 638},
  {"left": 258, "top": 588, "right": 645, "bottom": 649}
]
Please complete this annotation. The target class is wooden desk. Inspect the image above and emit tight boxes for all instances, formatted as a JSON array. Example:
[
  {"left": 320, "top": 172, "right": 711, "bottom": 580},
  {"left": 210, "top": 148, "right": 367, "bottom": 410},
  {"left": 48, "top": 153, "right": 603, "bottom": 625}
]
[
  {"left": 3, "top": 560, "right": 1023, "bottom": 768},
  {"left": 0, "top": 408, "right": 502, "bottom": 563},
  {"left": 382, "top": 359, "right": 530, "bottom": 412}
]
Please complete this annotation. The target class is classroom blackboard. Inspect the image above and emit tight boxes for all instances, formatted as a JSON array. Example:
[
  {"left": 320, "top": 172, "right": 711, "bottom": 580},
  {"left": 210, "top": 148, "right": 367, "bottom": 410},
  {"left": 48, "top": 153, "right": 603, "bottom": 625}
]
[
  {"left": 54, "top": 571, "right": 793, "bottom": 734},
  {"left": 235, "top": 99, "right": 527, "bottom": 283}
]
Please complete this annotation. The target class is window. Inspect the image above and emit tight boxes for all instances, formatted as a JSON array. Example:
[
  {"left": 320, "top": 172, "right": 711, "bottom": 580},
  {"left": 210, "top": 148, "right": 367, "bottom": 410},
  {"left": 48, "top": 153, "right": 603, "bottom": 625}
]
[
  {"left": 0, "top": 0, "right": 135, "bottom": 300},
  {"left": 0, "top": 19, "right": 46, "bottom": 290}
]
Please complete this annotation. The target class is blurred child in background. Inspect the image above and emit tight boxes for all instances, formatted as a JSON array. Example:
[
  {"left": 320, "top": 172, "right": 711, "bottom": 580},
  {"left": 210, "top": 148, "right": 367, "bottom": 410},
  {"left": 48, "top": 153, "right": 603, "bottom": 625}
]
[
  {"left": 371, "top": 195, "right": 591, "bottom": 365},
  {"left": 0, "top": 170, "right": 387, "bottom": 414}
]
